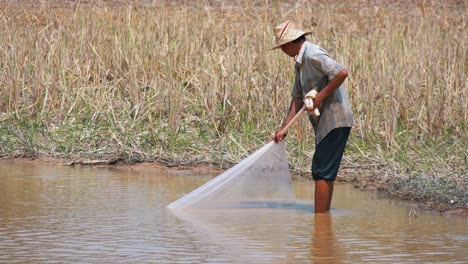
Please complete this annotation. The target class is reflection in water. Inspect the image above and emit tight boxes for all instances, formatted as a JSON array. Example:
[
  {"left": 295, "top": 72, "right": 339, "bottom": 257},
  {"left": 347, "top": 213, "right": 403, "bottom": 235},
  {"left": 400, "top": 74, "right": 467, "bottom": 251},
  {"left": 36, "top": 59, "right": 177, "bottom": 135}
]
[
  {"left": 312, "top": 213, "right": 343, "bottom": 264},
  {"left": 0, "top": 162, "right": 467, "bottom": 263}
]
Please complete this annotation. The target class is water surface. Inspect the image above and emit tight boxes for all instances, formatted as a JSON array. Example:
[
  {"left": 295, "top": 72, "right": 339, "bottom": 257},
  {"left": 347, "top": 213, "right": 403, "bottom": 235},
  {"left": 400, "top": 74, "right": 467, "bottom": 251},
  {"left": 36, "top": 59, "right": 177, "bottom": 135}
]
[{"left": 0, "top": 162, "right": 466, "bottom": 263}]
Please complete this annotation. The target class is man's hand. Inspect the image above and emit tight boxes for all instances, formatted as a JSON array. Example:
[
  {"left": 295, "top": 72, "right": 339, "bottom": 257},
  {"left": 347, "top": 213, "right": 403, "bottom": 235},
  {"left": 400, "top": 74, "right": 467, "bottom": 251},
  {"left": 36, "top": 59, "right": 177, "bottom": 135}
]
[
  {"left": 270, "top": 129, "right": 288, "bottom": 143},
  {"left": 304, "top": 97, "right": 314, "bottom": 111},
  {"left": 304, "top": 90, "right": 320, "bottom": 116}
]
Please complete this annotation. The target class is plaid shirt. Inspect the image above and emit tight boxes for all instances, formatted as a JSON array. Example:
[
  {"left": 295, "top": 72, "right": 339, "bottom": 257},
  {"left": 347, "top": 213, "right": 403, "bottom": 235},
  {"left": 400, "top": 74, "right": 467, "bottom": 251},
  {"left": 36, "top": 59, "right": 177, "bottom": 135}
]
[{"left": 291, "top": 41, "right": 354, "bottom": 145}]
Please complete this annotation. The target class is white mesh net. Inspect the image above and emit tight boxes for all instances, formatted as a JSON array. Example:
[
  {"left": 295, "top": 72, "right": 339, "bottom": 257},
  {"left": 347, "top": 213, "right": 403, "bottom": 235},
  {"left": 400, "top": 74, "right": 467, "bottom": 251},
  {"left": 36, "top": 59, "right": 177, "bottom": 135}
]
[{"left": 167, "top": 141, "right": 295, "bottom": 209}]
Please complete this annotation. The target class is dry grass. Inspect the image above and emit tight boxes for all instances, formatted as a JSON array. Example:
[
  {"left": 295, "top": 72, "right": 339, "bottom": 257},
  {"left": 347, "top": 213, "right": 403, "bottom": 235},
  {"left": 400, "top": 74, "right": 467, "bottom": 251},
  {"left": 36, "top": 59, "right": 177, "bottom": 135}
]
[{"left": 0, "top": 1, "right": 466, "bottom": 206}]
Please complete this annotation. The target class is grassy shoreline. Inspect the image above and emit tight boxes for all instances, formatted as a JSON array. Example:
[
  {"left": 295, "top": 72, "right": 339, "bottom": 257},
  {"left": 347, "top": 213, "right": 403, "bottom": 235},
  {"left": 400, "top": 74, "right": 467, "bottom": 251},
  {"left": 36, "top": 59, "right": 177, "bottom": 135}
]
[{"left": 0, "top": 1, "right": 466, "bottom": 212}]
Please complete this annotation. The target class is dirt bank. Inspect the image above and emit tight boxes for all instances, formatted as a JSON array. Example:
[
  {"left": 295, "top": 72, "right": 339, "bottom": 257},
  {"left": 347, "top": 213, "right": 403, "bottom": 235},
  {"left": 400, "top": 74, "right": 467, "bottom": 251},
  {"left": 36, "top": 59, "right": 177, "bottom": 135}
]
[{"left": 348, "top": 174, "right": 467, "bottom": 216}]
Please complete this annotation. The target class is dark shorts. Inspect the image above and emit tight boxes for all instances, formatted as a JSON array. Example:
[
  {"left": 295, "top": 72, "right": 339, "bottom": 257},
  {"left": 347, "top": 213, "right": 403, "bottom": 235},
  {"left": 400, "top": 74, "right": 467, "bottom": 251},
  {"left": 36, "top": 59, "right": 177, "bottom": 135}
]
[{"left": 312, "top": 127, "right": 351, "bottom": 182}]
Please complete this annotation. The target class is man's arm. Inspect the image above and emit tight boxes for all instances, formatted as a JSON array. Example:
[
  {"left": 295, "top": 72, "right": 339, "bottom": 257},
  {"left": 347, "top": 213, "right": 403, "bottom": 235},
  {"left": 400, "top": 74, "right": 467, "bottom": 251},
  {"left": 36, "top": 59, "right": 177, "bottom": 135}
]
[{"left": 313, "top": 69, "right": 348, "bottom": 108}]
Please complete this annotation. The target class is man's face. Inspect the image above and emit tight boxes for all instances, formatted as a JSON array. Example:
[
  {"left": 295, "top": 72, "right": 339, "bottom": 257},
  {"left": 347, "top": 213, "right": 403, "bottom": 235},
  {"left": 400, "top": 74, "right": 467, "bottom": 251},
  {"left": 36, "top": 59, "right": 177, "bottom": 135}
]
[{"left": 280, "top": 42, "right": 296, "bottom": 57}]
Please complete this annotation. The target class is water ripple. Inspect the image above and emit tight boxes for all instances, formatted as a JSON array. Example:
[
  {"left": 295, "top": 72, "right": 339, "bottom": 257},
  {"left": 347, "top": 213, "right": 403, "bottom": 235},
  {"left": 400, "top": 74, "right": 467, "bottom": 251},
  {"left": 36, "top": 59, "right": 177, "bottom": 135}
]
[{"left": 0, "top": 163, "right": 466, "bottom": 263}]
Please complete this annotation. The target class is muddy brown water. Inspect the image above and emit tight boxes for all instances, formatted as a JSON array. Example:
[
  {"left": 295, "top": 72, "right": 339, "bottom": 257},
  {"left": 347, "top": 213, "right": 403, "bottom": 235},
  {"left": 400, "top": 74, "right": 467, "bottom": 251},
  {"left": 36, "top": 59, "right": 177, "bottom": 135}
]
[{"left": 0, "top": 162, "right": 466, "bottom": 263}]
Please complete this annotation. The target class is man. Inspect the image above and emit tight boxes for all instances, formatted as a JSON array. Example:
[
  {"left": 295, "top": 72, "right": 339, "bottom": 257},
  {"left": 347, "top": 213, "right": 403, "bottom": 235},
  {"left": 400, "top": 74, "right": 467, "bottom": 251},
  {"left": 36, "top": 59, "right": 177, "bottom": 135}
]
[{"left": 270, "top": 21, "right": 353, "bottom": 213}]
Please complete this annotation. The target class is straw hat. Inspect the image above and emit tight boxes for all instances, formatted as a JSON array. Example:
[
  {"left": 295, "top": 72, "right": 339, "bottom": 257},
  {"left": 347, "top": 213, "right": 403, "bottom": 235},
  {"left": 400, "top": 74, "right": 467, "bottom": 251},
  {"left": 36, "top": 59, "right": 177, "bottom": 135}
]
[{"left": 271, "top": 20, "right": 312, "bottom": 50}]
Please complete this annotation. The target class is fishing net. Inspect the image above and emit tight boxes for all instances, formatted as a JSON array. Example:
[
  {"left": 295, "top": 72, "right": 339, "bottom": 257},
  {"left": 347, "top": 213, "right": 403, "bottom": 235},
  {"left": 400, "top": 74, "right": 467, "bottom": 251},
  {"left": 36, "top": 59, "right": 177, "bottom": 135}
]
[{"left": 167, "top": 141, "right": 295, "bottom": 209}]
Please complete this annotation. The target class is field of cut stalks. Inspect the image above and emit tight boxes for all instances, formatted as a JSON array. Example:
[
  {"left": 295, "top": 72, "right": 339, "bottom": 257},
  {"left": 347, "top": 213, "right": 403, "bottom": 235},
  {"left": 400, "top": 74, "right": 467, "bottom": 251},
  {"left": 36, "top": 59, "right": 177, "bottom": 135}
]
[{"left": 0, "top": 1, "right": 466, "bottom": 209}]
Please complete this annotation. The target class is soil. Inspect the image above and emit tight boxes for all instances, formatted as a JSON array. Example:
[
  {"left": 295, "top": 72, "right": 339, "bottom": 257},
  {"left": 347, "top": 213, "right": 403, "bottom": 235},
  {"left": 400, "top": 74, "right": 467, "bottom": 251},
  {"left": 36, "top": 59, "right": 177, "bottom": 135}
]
[
  {"left": 349, "top": 175, "right": 468, "bottom": 216},
  {"left": 1, "top": 157, "right": 466, "bottom": 217}
]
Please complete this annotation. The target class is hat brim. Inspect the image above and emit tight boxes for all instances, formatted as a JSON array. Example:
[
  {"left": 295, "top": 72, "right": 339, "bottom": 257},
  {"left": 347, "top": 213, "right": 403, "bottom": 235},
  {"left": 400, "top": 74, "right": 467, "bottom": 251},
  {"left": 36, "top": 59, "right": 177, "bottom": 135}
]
[{"left": 270, "top": 32, "right": 312, "bottom": 50}]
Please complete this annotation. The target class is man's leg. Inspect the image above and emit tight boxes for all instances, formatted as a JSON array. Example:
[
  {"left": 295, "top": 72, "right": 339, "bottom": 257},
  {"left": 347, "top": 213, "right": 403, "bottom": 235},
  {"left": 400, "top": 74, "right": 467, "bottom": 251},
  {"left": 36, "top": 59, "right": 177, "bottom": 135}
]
[
  {"left": 315, "top": 179, "right": 332, "bottom": 213},
  {"left": 326, "top": 180, "right": 334, "bottom": 211},
  {"left": 312, "top": 127, "right": 351, "bottom": 214}
]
